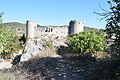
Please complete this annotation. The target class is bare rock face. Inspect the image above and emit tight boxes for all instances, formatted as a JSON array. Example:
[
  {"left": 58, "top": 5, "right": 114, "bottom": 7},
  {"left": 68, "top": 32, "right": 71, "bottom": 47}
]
[
  {"left": 20, "top": 33, "right": 67, "bottom": 62},
  {"left": 20, "top": 39, "right": 45, "bottom": 62}
]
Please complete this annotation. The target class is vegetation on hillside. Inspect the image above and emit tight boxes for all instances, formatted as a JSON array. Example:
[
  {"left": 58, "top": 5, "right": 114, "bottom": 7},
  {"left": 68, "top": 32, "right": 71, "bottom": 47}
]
[
  {"left": 2, "top": 22, "right": 26, "bottom": 31},
  {"left": 0, "top": 28, "right": 25, "bottom": 59},
  {"left": 0, "top": 14, "right": 25, "bottom": 59},
  {"left": 2, "top": 22, "right": 103, "bottom": 31}
]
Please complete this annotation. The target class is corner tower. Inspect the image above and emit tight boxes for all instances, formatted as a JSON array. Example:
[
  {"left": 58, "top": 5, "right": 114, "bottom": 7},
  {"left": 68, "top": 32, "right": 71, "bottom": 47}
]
[
  {"left": 68, "top": 20, "right": 84, "bottom": 35},
  {"left": 26, "top": 20, "right": 37, "bottom": 38}
]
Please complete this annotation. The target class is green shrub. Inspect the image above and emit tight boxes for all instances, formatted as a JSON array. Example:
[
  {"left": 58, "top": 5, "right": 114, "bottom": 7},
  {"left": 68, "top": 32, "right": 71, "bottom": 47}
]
[
  {"left": 0, "top": 27, "right": 24, "bottom": 59},
  {"left": 67, "top": 31, "right": 106, "bottom": 55},
  {"left": 43, "top": 40, "right": 54, "bottom": 49}
]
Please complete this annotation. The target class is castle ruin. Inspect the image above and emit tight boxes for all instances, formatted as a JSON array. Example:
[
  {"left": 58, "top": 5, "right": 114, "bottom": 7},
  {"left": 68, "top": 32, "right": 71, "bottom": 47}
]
[
  {"left": 21, "top": 20, "right": 84, "bottom": 62},
  {"left": 26, "top": 20, "right": 84, "bottom": 39}
]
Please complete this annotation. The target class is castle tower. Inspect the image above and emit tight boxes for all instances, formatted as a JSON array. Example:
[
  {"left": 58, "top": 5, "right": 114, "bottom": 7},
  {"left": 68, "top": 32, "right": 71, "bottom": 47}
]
[
  {"left": 68, "top": 20, "right": 84, "bottom": 35},
  {"left": 26, "top": 20, "right": 37, "bottom": 38}
]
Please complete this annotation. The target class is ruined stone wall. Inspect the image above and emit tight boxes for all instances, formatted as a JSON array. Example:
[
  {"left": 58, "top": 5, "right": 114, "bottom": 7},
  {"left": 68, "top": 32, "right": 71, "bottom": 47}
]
[
  {"left": 26, "top": 20, "right": 84, "bottom": 39},
  {"left": 34, "top": 26, "right": 68, "bottom": 38}
]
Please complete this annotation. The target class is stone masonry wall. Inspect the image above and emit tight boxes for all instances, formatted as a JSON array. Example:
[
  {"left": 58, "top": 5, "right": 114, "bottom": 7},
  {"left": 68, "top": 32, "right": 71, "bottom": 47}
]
[
  {"left": 34, "top": 26, "right": 68, "bottom": 38},
  {"left": 26, "top": 20, "right": 84, "bottom": 39}
]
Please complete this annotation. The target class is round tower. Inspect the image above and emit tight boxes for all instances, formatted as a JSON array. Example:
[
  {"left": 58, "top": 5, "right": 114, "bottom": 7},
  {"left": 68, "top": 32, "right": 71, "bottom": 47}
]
[
  {"left": 68, "top": 20, "right": 84, "bottom": 35},
  {"left": 26, "top": 20, "right": 37, "bottom": 38}
]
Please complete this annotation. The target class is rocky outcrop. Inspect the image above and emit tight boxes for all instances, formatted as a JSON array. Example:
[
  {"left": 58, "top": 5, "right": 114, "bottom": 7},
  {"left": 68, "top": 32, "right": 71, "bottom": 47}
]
[
  {"left": 20, "top": 34, "right": 67, "bottom": 62},
  {"left": 20, "top": 39, "right": 45, "bottom": 62}
]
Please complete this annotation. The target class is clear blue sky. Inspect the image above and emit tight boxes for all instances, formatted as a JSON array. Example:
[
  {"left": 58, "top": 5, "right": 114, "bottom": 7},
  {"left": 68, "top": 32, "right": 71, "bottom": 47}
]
[{"left": 0, "top": 0, "right": 110, "bottom": 29}]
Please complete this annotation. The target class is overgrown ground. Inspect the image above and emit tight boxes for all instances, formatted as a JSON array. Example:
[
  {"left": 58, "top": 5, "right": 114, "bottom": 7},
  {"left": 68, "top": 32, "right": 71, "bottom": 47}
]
[{"left": 0, "top": 47, "right": 116, "bottom": 80}]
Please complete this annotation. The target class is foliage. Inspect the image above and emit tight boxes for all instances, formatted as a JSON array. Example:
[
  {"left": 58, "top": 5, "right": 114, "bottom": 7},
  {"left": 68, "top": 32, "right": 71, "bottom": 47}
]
[
  {"left": 103, "top": 0, "right": 120, "bottom": 79},
  {"left": 67, "top": 31, "right": 106, "bottom": 55},
  {"left": 2, "top": 22, "right": 26, "bottom": 31},
  {"left": 37, "top": 24, "right": 43, "bottom": 27},
  {"left": 0, "top": 27, "right": 24, "bottom": 58},
  {"left": 0, "top": 12, "right": 3, "bottom": 25},
  {"left": 107, "top": 1, "right": 120, "bottom": 80},
  {"left": 96, "top": 0, "right": 120, "bottom": 79},
  {"left": 95, "top": 0, "right": 120, "bottom": 54},
  {"left": 43, "top": 40, "right": 54, "bottom": 49},
  {"left": 0, "top": 13, "right": 25, "bottom": 58},
  {"left": 106, "top": 0, "right": 120, "bottom": 54}
]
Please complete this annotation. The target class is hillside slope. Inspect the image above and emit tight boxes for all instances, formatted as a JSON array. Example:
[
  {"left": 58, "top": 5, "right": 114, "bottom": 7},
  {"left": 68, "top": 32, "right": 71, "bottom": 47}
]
[
  {"left": 2, "top": 22, "right": 103, "bottom": 31},
  {"left": 2, "top": 22, "right": 26, "bottom": 31}
]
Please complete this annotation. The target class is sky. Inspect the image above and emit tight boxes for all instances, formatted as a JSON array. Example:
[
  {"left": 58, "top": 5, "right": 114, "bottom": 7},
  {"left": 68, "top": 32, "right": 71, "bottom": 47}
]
[{"left": 0, "top": 0, "right": 110, "bottom": 29}]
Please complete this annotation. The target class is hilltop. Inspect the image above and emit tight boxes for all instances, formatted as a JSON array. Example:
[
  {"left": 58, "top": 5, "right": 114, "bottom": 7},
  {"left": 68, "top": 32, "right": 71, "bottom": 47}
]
[{"left": 2, "top": 22, "right": 26, "bottom": 31}]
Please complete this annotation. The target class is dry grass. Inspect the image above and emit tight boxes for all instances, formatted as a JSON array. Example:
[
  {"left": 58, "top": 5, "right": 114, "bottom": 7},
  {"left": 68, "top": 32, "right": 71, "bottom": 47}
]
[
  {"left": 0, "top": 70, "right": 26, "bottom": 80},
  {"left": 40, "top": 48, "right": 61, "bottom": 58},
  {"left": 94, "top": 51, "right": 111, "bottom": 59},
  {"left": 30, "top": 40, "right": 62, "bottom": 60},
  {"left": 30, "top": 48, "right": 61, "bottom": 60}
]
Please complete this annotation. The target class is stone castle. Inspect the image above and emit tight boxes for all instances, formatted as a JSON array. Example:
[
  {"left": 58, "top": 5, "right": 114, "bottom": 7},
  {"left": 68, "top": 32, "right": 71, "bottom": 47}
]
[
  {"left": 21, "top": 20, "right": 84, "bottom": 62},
  {"left": 26, "top": 20, "right": 84, "bottom": 38}
]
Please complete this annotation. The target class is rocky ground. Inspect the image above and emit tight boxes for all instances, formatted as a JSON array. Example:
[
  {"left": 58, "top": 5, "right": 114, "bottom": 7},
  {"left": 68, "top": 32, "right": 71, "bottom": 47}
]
[
  {"left": 0, "top": 47, "right": 115, "bottom": 80},
  {"left": 0, "top": 34, "right": 115, "bottom": 80}
]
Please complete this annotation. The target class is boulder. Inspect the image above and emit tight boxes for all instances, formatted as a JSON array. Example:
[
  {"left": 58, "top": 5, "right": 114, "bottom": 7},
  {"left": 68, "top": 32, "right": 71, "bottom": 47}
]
[
  {"left": 20, "top": 34, "right": 67, "bottom": 62},
  {"left": 20, "top": 39, "right": 45, "bottom": 62}
]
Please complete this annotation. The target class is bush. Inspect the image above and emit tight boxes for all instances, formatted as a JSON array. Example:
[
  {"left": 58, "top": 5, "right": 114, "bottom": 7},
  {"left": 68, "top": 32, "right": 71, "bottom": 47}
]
[
  {"left": 67, "top": 31, "right": 106, "bottom": 55},
  {"left": 43, "top": 40, "right": 54, "bottom": 49},
  {"left": 0, "top": 27, "right": 24, "bottom": 59}
]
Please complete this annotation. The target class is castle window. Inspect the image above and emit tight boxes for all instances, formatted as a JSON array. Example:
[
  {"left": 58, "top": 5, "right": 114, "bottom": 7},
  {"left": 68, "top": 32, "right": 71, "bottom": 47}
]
[{"left": 51, "top": 28, "right": 53, "bottom": 32}]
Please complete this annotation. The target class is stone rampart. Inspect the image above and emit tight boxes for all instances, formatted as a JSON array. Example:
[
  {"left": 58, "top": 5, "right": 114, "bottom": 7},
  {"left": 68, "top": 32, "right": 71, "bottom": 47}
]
[{"left": 26, "top": 20, "right": 84, "bottom": 39}]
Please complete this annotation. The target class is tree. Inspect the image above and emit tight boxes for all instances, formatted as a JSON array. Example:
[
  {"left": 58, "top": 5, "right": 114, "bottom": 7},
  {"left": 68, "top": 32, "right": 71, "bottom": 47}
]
[
  {"left": 100, "top": 1, "right": 120, "bottom": 79},
  {"left": 0, "top": 12, "right": 4, "bottom": 26},
  {"left": 106, "top": 0, "right": 120, "bottom": 54},
  {"left": 95, "top": 0, "right": 120, "bottom": 54},
  {"left": 93, "top": 1, "right": 120, "bottom": 79}
]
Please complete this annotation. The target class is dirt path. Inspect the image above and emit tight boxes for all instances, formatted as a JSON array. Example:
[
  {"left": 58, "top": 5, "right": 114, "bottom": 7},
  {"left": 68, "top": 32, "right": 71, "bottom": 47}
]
[
  {"left": 0, "top": 50, "right": 113, "bottom": 80},
  {"left": 11, "top": 54, "right": 105, "bottom": 80}
]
